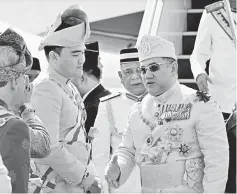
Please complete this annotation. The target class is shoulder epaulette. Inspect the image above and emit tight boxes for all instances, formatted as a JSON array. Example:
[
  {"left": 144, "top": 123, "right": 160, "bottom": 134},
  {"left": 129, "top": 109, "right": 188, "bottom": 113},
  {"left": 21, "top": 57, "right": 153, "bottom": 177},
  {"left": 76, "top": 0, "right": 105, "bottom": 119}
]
[
  {"left": 126, "top": 93, "right": 138, "bottom": 101},
  {"left": 205, "top": 1, "right": 224, "bottom": 13},
  {"left": 100, "top": 92, "right": 121, "bottom": 102},
  {"left": 137, "top": 91, "right": 148, "bottom": 102}
]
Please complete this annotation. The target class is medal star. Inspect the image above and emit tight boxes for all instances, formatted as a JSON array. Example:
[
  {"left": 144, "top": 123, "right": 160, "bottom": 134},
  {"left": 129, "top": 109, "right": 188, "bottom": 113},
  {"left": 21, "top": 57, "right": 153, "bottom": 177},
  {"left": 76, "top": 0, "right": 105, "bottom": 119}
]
[
  {"left": 178, "top": 143, "right": 191, "bottom": 156},
  {"left": 165, "top": 117, "right": 171, "bottom": 122},
  {"left": 158, "top": 121, "right": 163, "bottom": 125},
  {"left": 146, "top": 135, "right": 153, "bottom": 146},
  {"left": 196, "top": 91, "right": 211, "bottom": 103}
]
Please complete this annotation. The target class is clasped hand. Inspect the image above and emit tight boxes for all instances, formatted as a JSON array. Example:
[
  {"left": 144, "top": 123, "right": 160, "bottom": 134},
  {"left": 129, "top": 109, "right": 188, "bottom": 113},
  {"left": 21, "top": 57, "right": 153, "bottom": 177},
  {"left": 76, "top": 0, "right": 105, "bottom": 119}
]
[{"left": 105, "top": 155, "right": 121, "bottom": 189}]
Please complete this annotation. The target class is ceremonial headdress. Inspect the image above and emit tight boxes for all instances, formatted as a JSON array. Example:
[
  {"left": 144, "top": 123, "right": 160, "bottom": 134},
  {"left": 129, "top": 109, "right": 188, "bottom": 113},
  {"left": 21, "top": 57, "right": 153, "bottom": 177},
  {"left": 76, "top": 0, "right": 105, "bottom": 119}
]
[
  {"left": 38, "top": 4, "right": 90, "bottom": 51},
  {"left": 136, "top": 34, "right": 177, "bottom": 62},
  {"left": 0, "top": 28, "right": 32, "bottom": 82},
  {"left": 120, "top": 48, "right": 139, "bottom": 64},
  {"left": 86, "top": 41, "right": 99, "bottom": 54},
  {"left": 84, "top": 41, "right": 99, "bottom": 67},
  {"left": 84, "top": 42, "right": 101, "bottom": 78}
]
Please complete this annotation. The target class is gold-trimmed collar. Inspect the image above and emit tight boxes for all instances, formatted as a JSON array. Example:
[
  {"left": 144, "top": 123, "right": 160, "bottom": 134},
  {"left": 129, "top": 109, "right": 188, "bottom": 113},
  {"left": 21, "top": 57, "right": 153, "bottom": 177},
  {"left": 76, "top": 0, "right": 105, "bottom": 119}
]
[{"left": 125, "top": 92, "right": 138, "bottom": 101}]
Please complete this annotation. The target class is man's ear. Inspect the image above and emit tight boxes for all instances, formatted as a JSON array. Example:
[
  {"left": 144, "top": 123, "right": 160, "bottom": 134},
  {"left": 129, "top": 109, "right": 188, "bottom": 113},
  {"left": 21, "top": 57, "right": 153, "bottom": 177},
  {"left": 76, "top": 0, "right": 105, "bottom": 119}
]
[
  {"left": 80, "top": 74, "right": 85, "bottom": 83},
  {"left": 49, "top": 50, "right": 60, "bottom": 62},
  {"left": 118, "top": 71, "right": 125, "bottom": 84},
  {"left": 81, "top": 73, "right": 89, "bottom": 84},
  {"left": 118, "top": 71, "right": 122, "bottom": 79},
  {"left": 170, "top": 61, "right": 178, "bottom": 76}
]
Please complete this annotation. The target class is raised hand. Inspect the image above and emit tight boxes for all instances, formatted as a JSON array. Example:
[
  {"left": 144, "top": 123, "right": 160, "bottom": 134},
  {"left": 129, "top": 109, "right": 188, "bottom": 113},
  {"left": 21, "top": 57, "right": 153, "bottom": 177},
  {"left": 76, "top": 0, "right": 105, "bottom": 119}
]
[{"left": 196, "top": 73, "right": 213, "bottom": 92}]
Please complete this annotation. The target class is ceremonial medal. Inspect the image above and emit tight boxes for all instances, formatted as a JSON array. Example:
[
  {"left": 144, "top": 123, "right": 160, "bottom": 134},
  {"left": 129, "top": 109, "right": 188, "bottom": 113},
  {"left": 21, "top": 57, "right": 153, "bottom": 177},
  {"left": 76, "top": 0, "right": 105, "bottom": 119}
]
[
  {"left": 165, "top": 125, "right": 183, "bottom": 141},
  {"left": 158, "top": 120, "right": 163, "bottom": 125},
  {"left": 146, "top": 135, "right": 153, "bottom": 146},
  {"left": 138, "top": 102, "right": 158, "bottom": 131},
  {"left": 179, "top": 143, "right": 191, "bottom": 156},
  {"left": 153, "top": 104, "right": 162, "bottom": 119}
]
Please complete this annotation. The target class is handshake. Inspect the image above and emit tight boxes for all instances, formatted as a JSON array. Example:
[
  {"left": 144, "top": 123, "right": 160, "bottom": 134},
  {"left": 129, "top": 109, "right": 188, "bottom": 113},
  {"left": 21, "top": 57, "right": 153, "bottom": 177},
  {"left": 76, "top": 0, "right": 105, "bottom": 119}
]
[
  {"left": 82, "top": 155, "right": 122, "bottom": 192},
  {"left": 81, "top": 162, "right": 103, "bottom": 193},
  {"left": 105, "top": 155, "right": 121, "bottom": 189},
  {"left": 84, "top": 176, "right": 103, "bottom": 193}
]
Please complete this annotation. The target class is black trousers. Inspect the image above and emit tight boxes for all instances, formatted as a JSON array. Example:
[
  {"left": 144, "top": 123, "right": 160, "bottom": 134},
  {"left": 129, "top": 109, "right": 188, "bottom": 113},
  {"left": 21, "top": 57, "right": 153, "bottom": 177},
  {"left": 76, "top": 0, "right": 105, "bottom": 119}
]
[
  {"left": 224, "top": 112, "right": 236, "bottom": 193},
  {"left": 225, "top": 128, "right": 236, "bottom": 193}
]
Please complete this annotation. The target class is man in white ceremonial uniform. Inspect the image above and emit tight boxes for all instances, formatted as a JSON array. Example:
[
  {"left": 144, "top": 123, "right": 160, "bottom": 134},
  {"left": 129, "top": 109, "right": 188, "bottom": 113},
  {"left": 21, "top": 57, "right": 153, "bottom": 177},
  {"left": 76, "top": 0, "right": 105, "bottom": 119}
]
[
  {"left": 105, "top": 35, "right": 229, "bottom": 193},
  {"left": 92, "top": 48, "right": 147, "bottom": 193},
  {"left": 30, "top": 5, "right": 102, "bottom": 193},
  {"left": 190, "top": 0, "right": 236, "bottom": 120}
]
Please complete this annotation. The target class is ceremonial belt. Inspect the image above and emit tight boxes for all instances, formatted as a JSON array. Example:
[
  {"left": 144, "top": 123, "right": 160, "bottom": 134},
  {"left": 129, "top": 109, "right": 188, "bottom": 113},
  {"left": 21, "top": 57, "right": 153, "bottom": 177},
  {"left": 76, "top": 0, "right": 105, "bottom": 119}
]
[{"left": 140, "top": 160, "right": 185, "bottom": 191}]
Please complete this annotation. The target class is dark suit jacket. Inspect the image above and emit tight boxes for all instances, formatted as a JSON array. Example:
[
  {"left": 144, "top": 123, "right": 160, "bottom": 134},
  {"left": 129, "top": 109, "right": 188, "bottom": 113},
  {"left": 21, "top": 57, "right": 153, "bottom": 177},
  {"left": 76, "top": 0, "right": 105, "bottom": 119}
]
[{"left": 84, "top": 84, "right": 111, "bottom": 134}]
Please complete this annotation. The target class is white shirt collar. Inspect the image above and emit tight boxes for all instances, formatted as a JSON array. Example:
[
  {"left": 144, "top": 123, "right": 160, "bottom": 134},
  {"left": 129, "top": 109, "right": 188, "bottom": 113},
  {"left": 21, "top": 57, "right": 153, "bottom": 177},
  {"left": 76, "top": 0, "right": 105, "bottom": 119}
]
[{"left": 82, "top": 83, "right": 100, "bottom": 102}]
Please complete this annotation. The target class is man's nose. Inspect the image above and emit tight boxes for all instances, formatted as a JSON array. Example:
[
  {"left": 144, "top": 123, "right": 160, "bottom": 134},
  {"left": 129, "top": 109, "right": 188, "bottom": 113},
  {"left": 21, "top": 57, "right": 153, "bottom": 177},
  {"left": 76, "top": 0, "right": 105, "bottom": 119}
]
[
  {"left": 131, "top": 73, "right": 141, "bottom": 80},
  {"left": 79, "top": 56, "right": 85, "bottom": 65},
  {"left": 144, "top": 69, "right": 154, "bottom": 79}
]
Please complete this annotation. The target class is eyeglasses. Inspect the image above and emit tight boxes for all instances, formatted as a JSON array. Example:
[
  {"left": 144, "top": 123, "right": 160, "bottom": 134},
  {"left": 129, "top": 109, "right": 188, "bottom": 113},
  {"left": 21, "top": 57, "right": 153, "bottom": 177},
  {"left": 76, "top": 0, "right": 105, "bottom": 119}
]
[{"left": 140, "top": 63, "right": 170, "bottom": 74}]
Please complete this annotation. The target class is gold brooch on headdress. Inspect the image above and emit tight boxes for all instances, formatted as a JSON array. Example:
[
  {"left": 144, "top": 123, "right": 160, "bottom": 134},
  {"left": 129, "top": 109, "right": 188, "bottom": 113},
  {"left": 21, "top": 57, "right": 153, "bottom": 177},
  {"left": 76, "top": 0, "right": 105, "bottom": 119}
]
[{"left": 138, "top": 36, "right": 151, "bottom": 56}]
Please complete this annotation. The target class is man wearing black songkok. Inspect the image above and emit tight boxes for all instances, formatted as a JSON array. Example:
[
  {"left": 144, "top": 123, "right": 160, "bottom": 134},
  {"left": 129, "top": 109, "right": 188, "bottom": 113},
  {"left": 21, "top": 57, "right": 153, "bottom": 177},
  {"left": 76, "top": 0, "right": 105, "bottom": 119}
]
[{"left": 72, "top": 41, "right": 111, "bottom": 135}]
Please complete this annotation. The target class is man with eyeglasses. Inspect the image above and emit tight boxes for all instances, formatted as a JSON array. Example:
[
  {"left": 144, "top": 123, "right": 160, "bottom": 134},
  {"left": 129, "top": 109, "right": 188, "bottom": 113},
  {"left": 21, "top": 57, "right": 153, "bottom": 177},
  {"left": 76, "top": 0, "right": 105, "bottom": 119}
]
[
  {"left": 105, "top": 35, "right": 229, "bottom": 193},
  {"left": 30, "top": 5, "right": 102, "bottom": 193},
  {"left": 92, "top": 48, "right": 146, "bottom": 193}
]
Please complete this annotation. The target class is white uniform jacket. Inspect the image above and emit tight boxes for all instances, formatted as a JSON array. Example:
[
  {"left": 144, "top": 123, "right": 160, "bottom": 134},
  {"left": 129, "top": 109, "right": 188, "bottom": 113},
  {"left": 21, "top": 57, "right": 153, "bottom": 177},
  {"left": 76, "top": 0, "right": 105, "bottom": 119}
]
[
  {"left": 111, "top": 82, "right": 229, "bottom": 193},
  {"left": 93, "top": 92, "right": 142, "bottom": 193},
  {"left": 0, "top": 154, "right": 11, "bottom": 193},
  {"left": 31, "top": 66, "right": 95, "bottom": 192},
  {"left": 190, "top": 4, "right": 236, "bottom": 113}
]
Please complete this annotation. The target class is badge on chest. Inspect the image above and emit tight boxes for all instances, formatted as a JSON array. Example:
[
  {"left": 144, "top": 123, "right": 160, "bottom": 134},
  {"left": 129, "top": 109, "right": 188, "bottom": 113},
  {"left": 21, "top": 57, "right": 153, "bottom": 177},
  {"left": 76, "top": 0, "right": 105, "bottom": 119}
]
[
  {"left": 153, "top": 103, "right": 192, "bottom": 123},
  {"left": 138, "top": 102, "right": 192, "bottom": 132}
]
